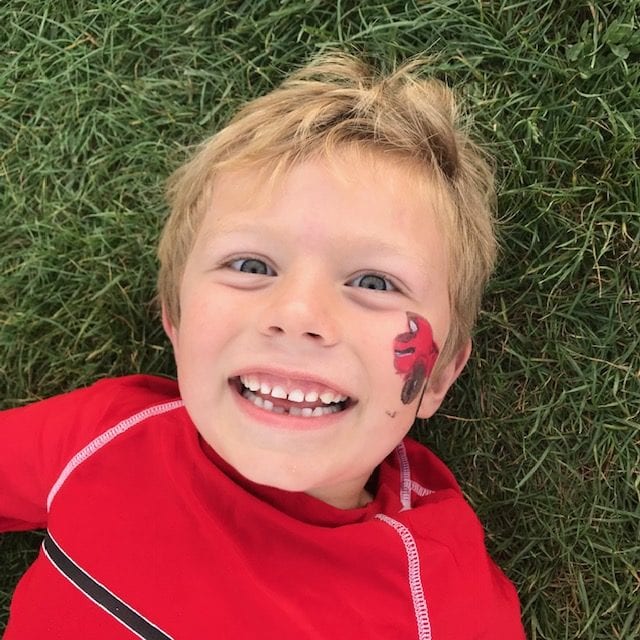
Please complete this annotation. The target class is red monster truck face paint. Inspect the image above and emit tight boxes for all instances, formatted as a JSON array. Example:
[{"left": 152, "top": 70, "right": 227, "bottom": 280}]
[{"left": 393, "top": 312, "right": 440, "bottom": 405}]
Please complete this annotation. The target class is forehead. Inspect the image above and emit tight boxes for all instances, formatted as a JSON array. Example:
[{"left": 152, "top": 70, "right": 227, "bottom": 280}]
[{"left": 199, "top": 150, "right": 449, "bottom": 253}]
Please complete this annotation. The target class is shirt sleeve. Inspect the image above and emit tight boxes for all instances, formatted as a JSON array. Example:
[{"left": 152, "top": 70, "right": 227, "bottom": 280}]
[{"left": 0, "top": 375, "right": 179, "bottom": 532}]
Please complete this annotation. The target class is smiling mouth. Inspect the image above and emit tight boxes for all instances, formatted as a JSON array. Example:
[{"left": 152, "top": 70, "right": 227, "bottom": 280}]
[{"left": 230, "top": 375, "right": 355, "bottom": 418}]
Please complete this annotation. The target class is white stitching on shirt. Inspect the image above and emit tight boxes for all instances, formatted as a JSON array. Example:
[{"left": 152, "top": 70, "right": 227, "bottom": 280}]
[
  {"left": 47, "top": 399, "right": 184, "bottom": 511},
  {"left": 375, "top": 513, "right": 432, "bottom": 640},
  {"left": 410, "top": 480, "right": 435, "bottom": 497},
  {"left": 396, "top": 442, "right": 413, "bottom": 511}
]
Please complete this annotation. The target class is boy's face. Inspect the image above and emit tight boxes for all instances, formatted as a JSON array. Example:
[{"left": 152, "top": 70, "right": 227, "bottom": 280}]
[{"left": 164, "top": 152, "right": 469, "bottom": 509}]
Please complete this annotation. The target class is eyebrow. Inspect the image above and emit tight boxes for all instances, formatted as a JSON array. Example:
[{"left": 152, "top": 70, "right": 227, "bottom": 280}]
[{"left": 202, "top": 225, "right": 427, "bottom": 262}]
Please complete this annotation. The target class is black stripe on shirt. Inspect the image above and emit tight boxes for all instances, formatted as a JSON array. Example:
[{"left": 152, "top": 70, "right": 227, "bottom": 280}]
[{"left": 43, "top": 532, "right": 173, "bottom": 640}]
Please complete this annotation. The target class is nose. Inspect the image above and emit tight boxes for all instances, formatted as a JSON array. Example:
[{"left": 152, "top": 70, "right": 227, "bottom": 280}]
[{"left": 258, "top": 273, "right": 339, "bottom": 347}]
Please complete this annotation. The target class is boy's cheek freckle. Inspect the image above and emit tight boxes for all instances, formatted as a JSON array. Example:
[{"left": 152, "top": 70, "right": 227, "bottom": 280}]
[{"left": 385, "top": 410, "right": 397, "bottom": 418}]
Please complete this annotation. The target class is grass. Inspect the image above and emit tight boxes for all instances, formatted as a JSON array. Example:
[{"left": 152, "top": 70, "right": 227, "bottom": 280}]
[{"left": 1, "top": 0, "right": 638, "bottom": 637}]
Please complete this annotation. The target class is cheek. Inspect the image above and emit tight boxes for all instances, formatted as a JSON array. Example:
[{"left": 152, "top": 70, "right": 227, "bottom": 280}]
[
  {"left": 392, "top": 312, "right": 440, "bottom": 405},
  {"left": 181, "top": 287, "right": 239, "bottom": 335}
]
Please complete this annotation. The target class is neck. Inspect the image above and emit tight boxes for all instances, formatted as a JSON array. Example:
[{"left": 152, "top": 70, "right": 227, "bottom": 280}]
[{"left": 306, "top": 486, "right": 373, "bottom": 510}]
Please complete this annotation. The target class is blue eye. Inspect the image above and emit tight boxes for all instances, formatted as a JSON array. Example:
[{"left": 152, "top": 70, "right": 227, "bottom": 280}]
[
  {"left": 350, "top": 273, "right": 396, "bottom": 291},
  {"left": 228, "top": 258, "right": 275, "bottom": 276}
]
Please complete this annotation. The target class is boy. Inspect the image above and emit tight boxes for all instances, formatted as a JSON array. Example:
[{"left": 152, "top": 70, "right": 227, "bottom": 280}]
[{"left": 1, "top": 53, "right": 526, "bottom": 638}]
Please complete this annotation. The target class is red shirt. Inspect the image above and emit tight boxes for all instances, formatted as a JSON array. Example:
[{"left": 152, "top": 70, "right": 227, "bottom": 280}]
[{"left": 1, "top": 375, "right": 525, "bottom": 639}]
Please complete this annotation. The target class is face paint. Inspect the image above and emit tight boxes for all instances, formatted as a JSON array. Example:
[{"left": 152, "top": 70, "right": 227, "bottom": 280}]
[{"left": 393, "top": 312, "right": 440, "bottom": 404}]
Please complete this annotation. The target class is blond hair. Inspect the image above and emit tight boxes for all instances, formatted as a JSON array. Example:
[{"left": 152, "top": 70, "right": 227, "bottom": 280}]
[{"left": 158, "top": 52, "right": 496, "bottom": 375}]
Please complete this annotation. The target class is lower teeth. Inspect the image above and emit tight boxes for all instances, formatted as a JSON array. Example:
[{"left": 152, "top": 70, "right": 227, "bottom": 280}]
[{"left": 241, "top": 388, "right": 341, "bottom": 417}]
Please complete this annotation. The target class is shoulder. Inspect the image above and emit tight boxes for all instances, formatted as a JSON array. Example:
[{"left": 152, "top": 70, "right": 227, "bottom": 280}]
[
  {"left": 47, "top": 374, "right": 180, "bottom": 421},
  {"left": 11, "top": 374, "right": 181, "bottom": 472},
  {"left": 76, "top": 373, "right": 179, "bottom": 402},
  {"left": 85, "top": 373, "right": 180, "bottom": 410},
  {"left": 396, "top": 439, "right": 526, "bottom": 637},
  {"left": 397, "top": 437, "right": 488, "bottom": 544},
  {"left": 0, "top": 375, "right": 183, "bottom": 528},
  {"left": 1, "top": 373, "right": 179, "bottom": 428},
  {"left": 400, "top": 436, "right": 462, "bottom": 494},
  {"left": 44, "top": 375, "right": 184, "bottom": 505},
  {"left": 57, "top": 374, "right": 182, "bottom": 449},
  {"left": 387, "top": 439, "right": 507, "bottom": 600}
]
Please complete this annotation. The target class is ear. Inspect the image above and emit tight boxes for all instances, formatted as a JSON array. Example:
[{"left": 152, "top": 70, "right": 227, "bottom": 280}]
[
  {"left": 416, "top": 338, "right": 472, "bottom": 419},
  {"left": 161, "top": 303, "right": 179, "bottom": 353}
]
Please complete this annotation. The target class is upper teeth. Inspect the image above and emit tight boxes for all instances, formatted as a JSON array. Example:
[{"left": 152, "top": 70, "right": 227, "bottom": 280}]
[{"left": 240, "top": 376, "right": 347, "bottom": 404}]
